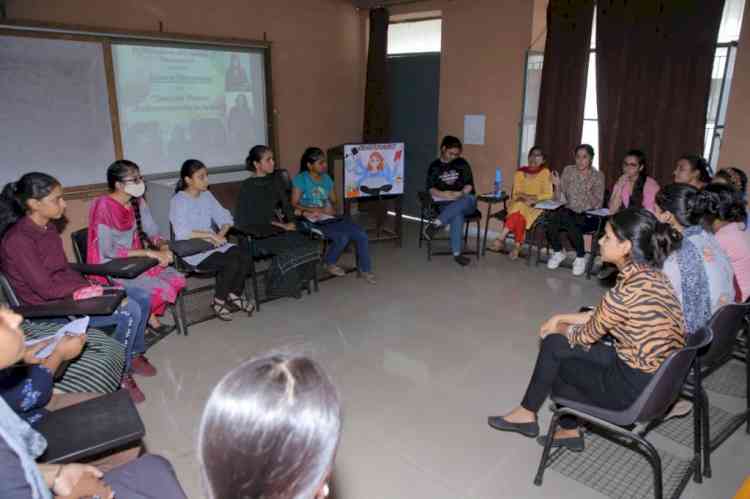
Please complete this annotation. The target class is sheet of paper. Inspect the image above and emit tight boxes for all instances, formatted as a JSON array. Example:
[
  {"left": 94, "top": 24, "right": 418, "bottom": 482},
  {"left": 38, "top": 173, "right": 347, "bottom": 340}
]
[
  {"left": 25, "top": 316, "right": 90, "bottom": 359},
  {"left": 304, "top": 213, "right": 335, "bottom": 223},
  {"left": 534, "top": 200, "right": 565, "bottom": 210},
  {"left": 463, "top": 114, "right": 486, "bottom": 145},
  {"left": 586, "top": 208, "right": 610, "bottom": 217}
]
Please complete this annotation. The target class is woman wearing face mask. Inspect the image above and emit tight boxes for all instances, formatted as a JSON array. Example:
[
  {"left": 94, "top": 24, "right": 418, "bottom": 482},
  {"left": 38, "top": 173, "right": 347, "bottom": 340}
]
[
  {"left": 0, "top": 172, "right": 156, "bottom": 403},
  {"left": 87, "top": 160, "right": 186, "bottom": 334}
]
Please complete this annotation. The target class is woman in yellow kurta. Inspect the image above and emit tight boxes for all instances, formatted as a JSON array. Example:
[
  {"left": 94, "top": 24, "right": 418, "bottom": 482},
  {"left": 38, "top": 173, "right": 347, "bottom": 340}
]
[{"left": 489, "top": 146, "right": 553, "bottom": 259}]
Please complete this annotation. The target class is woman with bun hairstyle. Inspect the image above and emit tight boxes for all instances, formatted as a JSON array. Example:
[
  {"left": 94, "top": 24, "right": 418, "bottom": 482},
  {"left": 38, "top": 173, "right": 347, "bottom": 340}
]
[
  {"left": 699, "top": 183, "right": 750, "bottom": 301},
  {"left": 655, "top": 183, "right": 735, "bottom": 335},
  {"left": 488, "top": 208, "right": 686, "bottom": 451}
]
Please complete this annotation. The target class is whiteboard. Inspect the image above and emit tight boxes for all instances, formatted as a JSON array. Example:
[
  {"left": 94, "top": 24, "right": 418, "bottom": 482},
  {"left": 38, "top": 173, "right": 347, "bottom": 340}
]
[{"left": 0, "top": 35, "right": 116, "bottom": 188}]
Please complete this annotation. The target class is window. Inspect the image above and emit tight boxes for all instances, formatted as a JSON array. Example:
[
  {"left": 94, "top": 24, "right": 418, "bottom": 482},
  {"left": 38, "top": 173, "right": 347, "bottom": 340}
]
[
  {"left": 518, "top": 52, "right": 544, "bottom": 164},
  {"left": 387, "top": 19, "right": 442, "bottom": 55},
  {"left": 518, "top": 0, "right": 745, "bottom": 169}
]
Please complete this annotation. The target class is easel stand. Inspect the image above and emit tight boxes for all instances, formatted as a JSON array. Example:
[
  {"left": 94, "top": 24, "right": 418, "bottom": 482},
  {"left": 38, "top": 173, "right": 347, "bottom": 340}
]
[{"left": 344, "top": 194, "right": 403, "bottom": 247}]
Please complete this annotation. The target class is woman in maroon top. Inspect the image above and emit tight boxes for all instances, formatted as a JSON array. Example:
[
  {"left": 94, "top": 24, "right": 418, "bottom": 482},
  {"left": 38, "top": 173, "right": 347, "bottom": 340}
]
[{"left": 0, "top": 173, "right": 156, "bottom": 403}]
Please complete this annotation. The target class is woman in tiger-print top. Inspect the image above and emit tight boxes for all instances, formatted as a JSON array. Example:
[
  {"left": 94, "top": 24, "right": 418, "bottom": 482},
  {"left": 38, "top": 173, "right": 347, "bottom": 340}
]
[{"left": 488, "top": 208, "right": 686, "bottom": 451}]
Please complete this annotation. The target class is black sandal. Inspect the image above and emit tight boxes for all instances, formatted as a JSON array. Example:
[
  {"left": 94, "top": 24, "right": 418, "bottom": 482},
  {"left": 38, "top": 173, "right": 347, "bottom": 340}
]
[
  {"left": 228, "top": 295, "right": 255, "bottom": 316},
  {"left": 212, "top": 300, "right": 234, "bottom": 321}
]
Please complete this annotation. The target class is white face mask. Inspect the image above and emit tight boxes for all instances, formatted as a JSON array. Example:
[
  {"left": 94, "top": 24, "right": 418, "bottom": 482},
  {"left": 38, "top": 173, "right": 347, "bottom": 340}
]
[{"left": 124, "top": 182, "right": 146, "bottom": 198}]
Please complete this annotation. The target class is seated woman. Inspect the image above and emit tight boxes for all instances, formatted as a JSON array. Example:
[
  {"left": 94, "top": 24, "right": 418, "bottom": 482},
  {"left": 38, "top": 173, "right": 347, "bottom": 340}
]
[
  {"left": 699, "top": 183, "right": 750, "bottom": 302},
  {"left": 0, "top": 307, "right": 187, "bottom": 499},
  {"left": 488, "top": 145, "right": 553, "bottom": 259},
  {"left": 0, "top": 173, "right": 155, "bottom": 402},
  {"left": 713, "top": 168, "right": 748, "bottom": 230},
  {"left": 235, "top": 146, "right": 320, "bottom": 298},
  {"left": 598, "top": 150, "right": 661, "bottom": 279},
  {"left": 170, "top": 159, "right": 254, "bottom": 321},
  {"left": 655, "top": 183, "right": 734, "bottom": 335},
  {"left": 673, "top": 154, "right": 712, "bottom": 189},
  {"left": 545, "top": 144, "right": 606, "bottom": 276},
  {"left": 292, "top": 147, "right": 376, "bottom": 283},
  {"left": 488, "top": 208, "right": 685, "bottom": 450},
  {"left": 199, "top": 352, "right": 340, "bottom": 499},
  {"left": 87, "top": 160, "right": 186, "bottom": 334}
]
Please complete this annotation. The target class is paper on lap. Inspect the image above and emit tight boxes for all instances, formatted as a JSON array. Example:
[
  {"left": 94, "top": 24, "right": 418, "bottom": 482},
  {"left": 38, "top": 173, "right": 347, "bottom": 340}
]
[
  {"left": 586, "top": 208, "right": 610, "bottom": 217},
  {"left": 304, "top": 212, "right": 335, "bottom": 222},
  {"left": 25, "top": 316, "right": 90, "bottom": 359},
  {"left": 534, "top": 200, "right": 565, "bottom": 210}
]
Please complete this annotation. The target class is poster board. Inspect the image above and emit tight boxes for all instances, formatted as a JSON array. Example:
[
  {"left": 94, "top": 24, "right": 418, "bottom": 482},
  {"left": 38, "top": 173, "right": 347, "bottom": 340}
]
[{"left": 343, "top": 143, "right": 405, "bottom": 199}]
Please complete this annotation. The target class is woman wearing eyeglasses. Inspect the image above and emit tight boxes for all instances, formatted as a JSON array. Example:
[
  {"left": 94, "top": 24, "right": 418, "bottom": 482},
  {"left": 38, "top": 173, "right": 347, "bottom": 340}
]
[{"left": 87, "top": 160, "right": 186, "bottom": 335}]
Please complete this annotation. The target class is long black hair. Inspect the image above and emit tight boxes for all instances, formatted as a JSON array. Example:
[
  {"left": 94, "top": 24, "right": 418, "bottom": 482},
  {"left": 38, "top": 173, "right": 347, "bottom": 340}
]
[
  {"left": 655, "top": 183, "right": 701, "bottom": 228},
  {"left": 105, "top": 159, "right": 154, "bottom": 249},
  {"left": 624, "top": 149, "right": 648, "bottom": 209},
  {"left": 609, "top": 208, "right": 682, "bottom": 268},
  {"left": 714, "top": 167, "right": 748, "bottom": 194},
  {"left": 440, "top": 135, "right": 462, "bottom": 151},
  {"left": 696, "top": 183, "right": 747, "bottom": 228},
  {"left": 199, "top": 353, "right": 341, "bottom": 499},
  {"left": 246, "top": 145, "right": 272, "bottom": 173},
  {"left": 678, "top": 155, "right": 712, "bottom": 184},
  {"left": 175, "top": 159, "right": 207, "bottom": 193},
  {"left": 0, "top": 172, "right": 61, "bottom": 237},
  {"left": 299, "top": 147, "right": 325, "bottom": 173}
]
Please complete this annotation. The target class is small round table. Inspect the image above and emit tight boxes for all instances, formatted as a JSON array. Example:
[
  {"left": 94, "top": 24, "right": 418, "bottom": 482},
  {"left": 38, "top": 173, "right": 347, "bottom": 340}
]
[{"left": 477, "top": 192, "right": 509, "bottom": 256}]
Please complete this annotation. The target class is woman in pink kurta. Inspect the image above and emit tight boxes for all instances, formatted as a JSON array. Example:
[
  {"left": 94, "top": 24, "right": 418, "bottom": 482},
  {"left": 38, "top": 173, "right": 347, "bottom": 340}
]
[
  {"left": 87, "top": 160, "right": 186, "bottom": 332},
  {"left": 700, "top": 183, "right": 750, "bottom": 301},
  {"left": 609, "top": 150, "right": 660, "bottom": 214}
]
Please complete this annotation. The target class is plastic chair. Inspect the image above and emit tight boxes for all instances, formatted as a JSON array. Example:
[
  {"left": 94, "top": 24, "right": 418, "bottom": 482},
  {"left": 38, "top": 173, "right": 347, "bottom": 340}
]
[
  {"left": 534, "top": 326, "right": 714, "bottom": 498},
  {"left": 417, "top": 191, "right": 481, "bottom": 261},
  {"left": 71, "top": 228, "right": 186, "bottom": 335},
  {"left": 682, "top": 302, "right": 750, "bottom": 477}
]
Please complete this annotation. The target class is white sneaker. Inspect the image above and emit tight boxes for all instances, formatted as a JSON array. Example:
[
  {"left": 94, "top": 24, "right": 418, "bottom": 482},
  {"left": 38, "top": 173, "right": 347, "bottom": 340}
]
[
  {"left": 572, "top": 256, "right": 589, "bottom": 276},
  {"left": 547, "top": 251, "right": 567, "bottom": 270}
]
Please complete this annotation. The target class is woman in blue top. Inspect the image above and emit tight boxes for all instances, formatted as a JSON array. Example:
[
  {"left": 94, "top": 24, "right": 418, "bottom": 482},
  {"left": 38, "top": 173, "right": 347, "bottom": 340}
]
[
  {"left": 292, "top": 147, "right": 376, "bottom": 284},
  {"left": 169, "top": 160, "right": 254, "bottom": 321}
]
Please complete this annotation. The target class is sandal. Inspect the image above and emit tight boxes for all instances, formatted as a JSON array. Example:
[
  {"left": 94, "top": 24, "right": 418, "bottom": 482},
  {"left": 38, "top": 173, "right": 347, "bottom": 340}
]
[
  {"left": 228, "top": 294, "right": 255, "bottom": 316},
  {"left": 212, "top": 299, "right": 234, "bottom": 321},
  {"left": 487, "top": 239, "right": 504, "bottom": 253}
]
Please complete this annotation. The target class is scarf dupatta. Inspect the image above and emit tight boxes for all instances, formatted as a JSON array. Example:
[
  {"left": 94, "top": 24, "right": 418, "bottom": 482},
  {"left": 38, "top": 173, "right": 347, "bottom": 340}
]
[
  {"left": 86, "top": 195, "right": 145, "bottom": 266},
  {"left": 0, "top": 397, "right": 51, "bottom": 499},
  {"left": 677, "top": 225, "right": 712, "bottom": 336},
  {"left": 517, "top": 164, "right": 547, "bottom": 175}
]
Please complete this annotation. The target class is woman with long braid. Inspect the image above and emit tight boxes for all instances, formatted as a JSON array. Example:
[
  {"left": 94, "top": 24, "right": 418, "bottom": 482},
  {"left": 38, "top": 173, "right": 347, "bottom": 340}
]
[{"left": 87, "top": 160, "right": 186, "bottom": 334}]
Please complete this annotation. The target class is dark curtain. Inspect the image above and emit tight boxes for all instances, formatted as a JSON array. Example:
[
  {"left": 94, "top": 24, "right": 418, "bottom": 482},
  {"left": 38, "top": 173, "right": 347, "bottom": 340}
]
[
  {"left": 596, "top": 0, "right": 724, "bottom": 187},
  {"left": 363, "top": 7, "right": 390, "bottom": 142},
  {"left": 535, "top": 0, "right": 595, "bottom": 171}
]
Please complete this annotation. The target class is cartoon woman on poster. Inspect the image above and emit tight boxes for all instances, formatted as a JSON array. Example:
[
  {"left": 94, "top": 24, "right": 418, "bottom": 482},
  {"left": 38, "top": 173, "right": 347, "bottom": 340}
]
[{"left": 353, "top": 149, "right": 400, "bottom": 193}]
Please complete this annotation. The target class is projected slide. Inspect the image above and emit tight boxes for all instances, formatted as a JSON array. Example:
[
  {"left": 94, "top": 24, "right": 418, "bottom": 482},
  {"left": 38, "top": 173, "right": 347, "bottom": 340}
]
[{"left": 112, "top": 44, "right": 267, "bottom": 170}]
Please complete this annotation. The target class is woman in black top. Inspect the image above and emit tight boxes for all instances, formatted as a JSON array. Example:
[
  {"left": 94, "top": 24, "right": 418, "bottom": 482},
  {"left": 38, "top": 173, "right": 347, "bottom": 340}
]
[{"left": 235, "top": 145, "right": 320, "bottom": 298}]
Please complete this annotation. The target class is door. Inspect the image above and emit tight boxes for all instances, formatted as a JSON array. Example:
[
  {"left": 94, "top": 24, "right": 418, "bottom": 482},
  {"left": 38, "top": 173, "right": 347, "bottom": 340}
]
[{"left": 387, "top": 53, "right": 440, "bottom": 217}]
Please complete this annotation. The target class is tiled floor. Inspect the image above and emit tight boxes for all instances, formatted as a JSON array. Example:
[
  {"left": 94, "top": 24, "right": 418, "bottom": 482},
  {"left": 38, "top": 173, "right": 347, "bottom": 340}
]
[{"left": 135, "top": 223, "right": 750, "bottom": 498}]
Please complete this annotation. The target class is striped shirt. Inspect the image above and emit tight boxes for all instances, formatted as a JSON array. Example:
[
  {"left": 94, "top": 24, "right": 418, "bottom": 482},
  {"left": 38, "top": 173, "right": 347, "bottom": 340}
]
[{"left": 567, "top": 263, "right": 686, "bottom": 373}]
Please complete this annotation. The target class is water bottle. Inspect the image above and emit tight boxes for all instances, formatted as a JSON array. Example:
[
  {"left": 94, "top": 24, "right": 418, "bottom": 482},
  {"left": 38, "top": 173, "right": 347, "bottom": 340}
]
[{"left": 494, "top": 168, "right": 503, "bottom": 197}]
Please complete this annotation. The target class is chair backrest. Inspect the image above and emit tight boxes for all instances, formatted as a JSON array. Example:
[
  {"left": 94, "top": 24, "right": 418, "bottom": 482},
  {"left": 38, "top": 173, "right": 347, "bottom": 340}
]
[
  {"left": 700, "top": 302, "right": 750, "bottom": 367},
  {"left": 633, "top": 326, "right": 714, "bottom": 423},
  {"left": 71, "top": 228, "right": 88, "bottom": 264},
  {"left": 0, "top": 271, "right": 20, "bottom": 307}
]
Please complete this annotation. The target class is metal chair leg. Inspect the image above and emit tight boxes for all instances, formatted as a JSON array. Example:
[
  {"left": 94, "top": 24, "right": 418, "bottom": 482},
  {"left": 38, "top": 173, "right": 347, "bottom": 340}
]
[
  {"left": 176, "top": 293, "right": 188, "bottom": 336},
  {"left": 701, "top": 387, "right": 712, "bottom": 478},
  {"left": 534, "top": 413, "right": 560, "bottom": 486},
  {"left": 475, "top": 219, "right": 481, "bottom": 260},
  {"left": 692, "top": 388, "right": 703, "bottom": 483},
  {"left": 632, "top": 432, "right": 664, "bottom": 499}
]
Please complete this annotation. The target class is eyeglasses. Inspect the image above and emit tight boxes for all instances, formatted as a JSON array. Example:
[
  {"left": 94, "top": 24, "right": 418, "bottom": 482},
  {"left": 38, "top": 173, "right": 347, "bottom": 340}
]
[{"left": 121, "top": 176, "right": 144, "bottom": 184}]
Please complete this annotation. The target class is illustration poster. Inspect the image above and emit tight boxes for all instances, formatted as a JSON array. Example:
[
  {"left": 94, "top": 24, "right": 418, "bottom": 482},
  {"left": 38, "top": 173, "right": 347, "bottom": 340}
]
[{"left": 344, "top": 143, "right": 405, "bottom": 199}]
